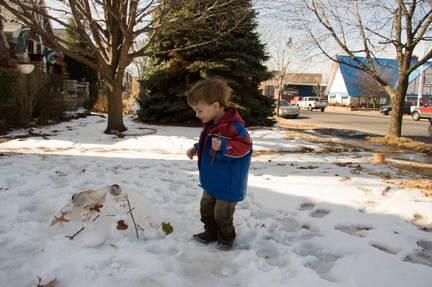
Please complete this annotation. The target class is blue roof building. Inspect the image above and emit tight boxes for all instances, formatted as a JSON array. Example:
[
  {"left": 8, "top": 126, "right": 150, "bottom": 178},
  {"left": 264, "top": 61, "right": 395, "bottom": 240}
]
[{"left": 326, "top": 55, "right": 432, "bottom": 106}]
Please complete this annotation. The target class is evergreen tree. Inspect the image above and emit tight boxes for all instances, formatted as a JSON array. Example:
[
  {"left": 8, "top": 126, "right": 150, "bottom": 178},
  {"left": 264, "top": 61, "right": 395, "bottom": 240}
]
[{"left": 137, "top": 0, "right": 274, "bottom": 126}]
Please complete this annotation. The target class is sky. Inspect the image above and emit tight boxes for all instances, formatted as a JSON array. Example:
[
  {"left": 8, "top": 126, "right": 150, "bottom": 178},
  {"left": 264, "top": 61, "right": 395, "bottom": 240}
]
[{"left": 0, "top": 113, "right": 431, "bottom": 286}]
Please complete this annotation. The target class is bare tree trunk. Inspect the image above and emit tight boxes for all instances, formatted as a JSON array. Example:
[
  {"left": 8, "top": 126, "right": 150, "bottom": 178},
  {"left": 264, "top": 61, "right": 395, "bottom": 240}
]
[
  {"left": 104, "top": 75, "right": 127, "bottom": 134},
  {"left": 387, "top": 80, "right": 409, "bottom": 138}
]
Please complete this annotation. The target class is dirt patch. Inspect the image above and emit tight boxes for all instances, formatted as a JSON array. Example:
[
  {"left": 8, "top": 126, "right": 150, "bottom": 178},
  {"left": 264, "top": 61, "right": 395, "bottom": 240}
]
[
  {"left": 276, "top": 119, "right": 432, "bottom": 191},
  {"left": 367, "top": 161, "right": 432, "bottom": 191},
  {"left": 367, "top": 136, "right": 432, "bottom": 156},
  {"left": 277, "top": 119, "right": 432, "bottom": 156},
  {"left": 386, "top": 179, "right": 432, "bottom": 192},
  {"left": 0, "top": 138, "right": 14, "bottom": 144},
  {"left": 386, "top": 161, "right": 432, "bottom": 179}
]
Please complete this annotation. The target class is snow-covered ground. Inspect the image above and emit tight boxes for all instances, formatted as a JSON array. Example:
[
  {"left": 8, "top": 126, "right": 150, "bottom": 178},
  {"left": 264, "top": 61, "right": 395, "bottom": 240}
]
[{"left": 0, "top": 114, "right": 431, "bottom": 287}]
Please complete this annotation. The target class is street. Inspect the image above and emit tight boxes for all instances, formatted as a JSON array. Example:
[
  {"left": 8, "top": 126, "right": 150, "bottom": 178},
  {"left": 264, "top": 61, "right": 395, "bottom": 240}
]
[{"left": 284, "top": 109, "right": 432, "bottom": 144}]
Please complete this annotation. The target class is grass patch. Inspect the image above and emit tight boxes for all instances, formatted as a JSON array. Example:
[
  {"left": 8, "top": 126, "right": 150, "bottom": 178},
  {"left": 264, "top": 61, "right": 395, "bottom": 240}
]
[{"left": 367, "top": 136, "right": 432, "bottom": 156}]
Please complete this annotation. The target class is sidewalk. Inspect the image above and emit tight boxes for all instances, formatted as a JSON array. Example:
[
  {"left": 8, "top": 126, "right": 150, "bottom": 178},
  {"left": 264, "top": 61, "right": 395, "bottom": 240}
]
[{"left": 325, "top": 107, "right": 385, "bottom": 117}]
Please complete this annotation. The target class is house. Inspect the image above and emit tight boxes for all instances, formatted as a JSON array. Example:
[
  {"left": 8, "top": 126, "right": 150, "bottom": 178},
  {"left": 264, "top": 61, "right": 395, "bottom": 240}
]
[
  {"left": 1, "top": 1, "right": 66, "bottom": 74},
  {"left": 326, "top": 55, "right": 432, "bottom": 106},
  {"left": 326, "top": 55, "right": 399, "bottom": 106},
  {"left": 260, "top": 72, "right": 324, "bottom": 102},
  {"left": 1, "top": 1, "right": 84, "bottom": 110},
  {"left": 406, "top": 64, "right": 432, "bottom": 105},
  {"left": 0, "top": 1, "right": 95, "bottom": 111}
]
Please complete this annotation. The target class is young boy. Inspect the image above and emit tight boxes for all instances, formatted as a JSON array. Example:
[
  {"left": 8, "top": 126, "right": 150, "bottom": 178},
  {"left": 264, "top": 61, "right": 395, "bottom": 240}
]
[{"left": 186, "top": 77, "right": 252, "bottom": 250}]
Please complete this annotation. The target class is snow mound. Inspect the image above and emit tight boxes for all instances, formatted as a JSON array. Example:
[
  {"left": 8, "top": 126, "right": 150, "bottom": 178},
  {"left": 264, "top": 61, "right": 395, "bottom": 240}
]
[{"left": 49, "top": 184, "right": 162, "bottom": 245}]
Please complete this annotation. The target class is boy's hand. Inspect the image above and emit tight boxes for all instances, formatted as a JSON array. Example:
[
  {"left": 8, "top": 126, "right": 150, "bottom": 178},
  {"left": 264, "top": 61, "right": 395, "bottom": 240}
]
[
  {"left": 212, "top": 137, "right": 221, "bottom": 151},
  {"left": 186, "top": 147, "right": 198, "bottom": 159}
]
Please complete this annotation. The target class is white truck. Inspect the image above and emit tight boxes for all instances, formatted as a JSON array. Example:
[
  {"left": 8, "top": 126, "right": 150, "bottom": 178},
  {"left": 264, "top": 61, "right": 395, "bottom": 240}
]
[{"left": 296, "top": 97, "right": 327, "bottom": 112}]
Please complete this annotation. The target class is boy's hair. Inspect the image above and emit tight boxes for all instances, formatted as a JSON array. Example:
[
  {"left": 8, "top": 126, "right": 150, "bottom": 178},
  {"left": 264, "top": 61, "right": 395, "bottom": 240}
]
[{"left": 186, "top": 77, "right": 232, "bottom": 106}]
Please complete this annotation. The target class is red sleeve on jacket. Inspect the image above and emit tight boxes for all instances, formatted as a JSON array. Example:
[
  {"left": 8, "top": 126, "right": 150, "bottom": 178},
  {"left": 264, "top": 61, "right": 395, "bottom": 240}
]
[{"left": 218, "top": 121, "right": 252, "bottom": 158}]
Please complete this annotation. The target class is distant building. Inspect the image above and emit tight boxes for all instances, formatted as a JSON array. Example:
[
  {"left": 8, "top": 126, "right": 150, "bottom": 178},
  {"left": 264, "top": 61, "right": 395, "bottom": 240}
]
[
  {"left": 260, "top": 72, "right": 324, "bottom": 102},
  {"left": 406, "top": 64, "right": 432, "bottom": 104},
  {"left": 326, "top": 55, "right": 432, "bottom": 106}
]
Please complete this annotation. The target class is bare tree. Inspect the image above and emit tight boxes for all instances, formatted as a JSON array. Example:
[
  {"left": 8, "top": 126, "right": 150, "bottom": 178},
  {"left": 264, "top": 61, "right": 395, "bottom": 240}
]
[
  {"left": 272, "top": 0, "right": 432, "bottom": 138},
  {"left": 0, "top": 0, "right": 245, "bottom": 133},
  {"left": 16, "top": 68, "right": 53, "bottom": 122},
  {"left": 128, "top": 39, "right": 149, "bottom": 80},
  {"left": 271, "top": 37, "right": 294, "bottom": 116},
  {"left": 351, "top": 69, "right": 394, "bottom": 108},
  {"left": 261, "top": 20, "right": 312, "bottom": 115},
  {"left": 313, "top": 84, "right": 326, "bottom": 101}
]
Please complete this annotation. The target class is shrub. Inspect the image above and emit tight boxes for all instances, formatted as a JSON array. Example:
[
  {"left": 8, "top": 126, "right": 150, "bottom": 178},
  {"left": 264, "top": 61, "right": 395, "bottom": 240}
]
[{"left": 0, "top": 67, "right": 17, "bottom": 100}]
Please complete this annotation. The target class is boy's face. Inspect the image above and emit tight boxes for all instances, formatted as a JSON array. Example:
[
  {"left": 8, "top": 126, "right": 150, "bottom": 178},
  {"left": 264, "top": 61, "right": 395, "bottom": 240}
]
[{"left": 190, "top": 101, "right": 220, "bottom": 124}]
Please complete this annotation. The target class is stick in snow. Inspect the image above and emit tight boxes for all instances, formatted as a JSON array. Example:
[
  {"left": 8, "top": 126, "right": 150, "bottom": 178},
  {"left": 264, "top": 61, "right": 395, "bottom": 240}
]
[{"left": 126, "top": 198, "right": 139, "bottom": 239}]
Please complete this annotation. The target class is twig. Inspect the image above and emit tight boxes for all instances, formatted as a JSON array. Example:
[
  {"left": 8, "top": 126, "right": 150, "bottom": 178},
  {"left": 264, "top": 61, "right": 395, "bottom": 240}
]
[
  {"left": 65, "top": 214, "right": 100, "bottom": 240},
  {"left": 66, "top": 227, "right": 84, "bottom": 240},
  {"left": 126, "top": 198, "right": 139, "bottom": 239}
]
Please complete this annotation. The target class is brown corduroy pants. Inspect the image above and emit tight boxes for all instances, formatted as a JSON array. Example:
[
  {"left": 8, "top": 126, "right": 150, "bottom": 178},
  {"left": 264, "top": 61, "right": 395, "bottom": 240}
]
[{"left": 200, "top": 190, "right": 237, "bottom": 243}]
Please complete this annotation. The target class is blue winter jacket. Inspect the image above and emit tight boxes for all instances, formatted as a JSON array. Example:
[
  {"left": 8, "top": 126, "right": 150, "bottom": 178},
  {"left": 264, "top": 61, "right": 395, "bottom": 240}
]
[{"left": 194, "top": 108, "right": 252, "bottom": 202}]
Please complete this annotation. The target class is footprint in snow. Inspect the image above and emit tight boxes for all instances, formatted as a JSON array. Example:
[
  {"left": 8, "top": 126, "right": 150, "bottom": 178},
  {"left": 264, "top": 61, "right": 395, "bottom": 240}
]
[
  {"left": 403, "top": 240, "right": 432, "bottom": 268},
  {"left": 299, "top": 202, "right": 315, "bottom": 211},
  {"left": 310, "top": 209, "right": 331, "bottom": 218},
  {"left": 334, "top": 224, "right": 373, "bottom": 236},
  {"left": 292, "top": 242, "right": 340, "bottom": 282},
  {"left": 370, "top": 243, "right": 399, "bottom": 255},
  {"left": 298, "top": 203, "right": 331, "bottom": 218}
]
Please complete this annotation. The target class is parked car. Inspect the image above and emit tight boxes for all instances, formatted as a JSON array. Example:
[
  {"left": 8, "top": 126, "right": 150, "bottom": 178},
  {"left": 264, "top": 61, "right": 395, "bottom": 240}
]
[
  {"left": 296, "top": 97, "right": 326, "bottom": 112},
  {"left": 412, "top": 102, "right": 432, "bottom": 121},
  {"left": 276, "top": 99, "right": 300, "bottom": 119},
  {"left": 379, "top": 102, "right": 413, "bottom": 115}
]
